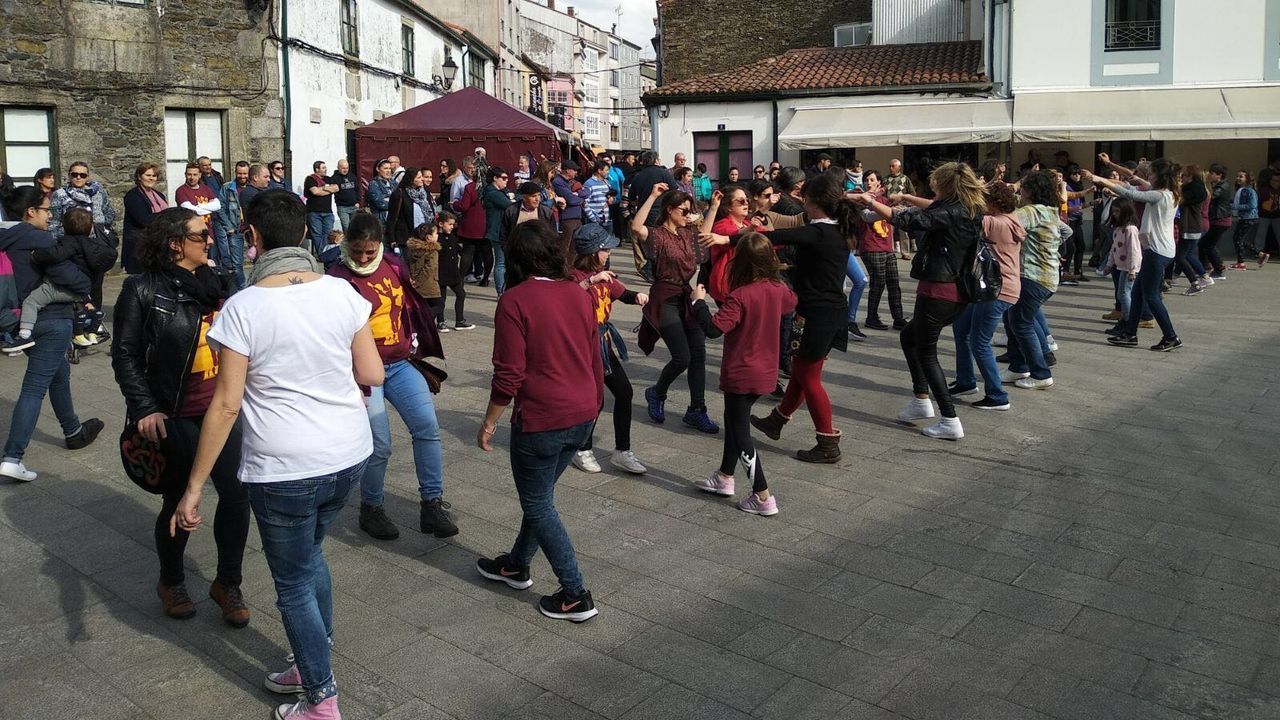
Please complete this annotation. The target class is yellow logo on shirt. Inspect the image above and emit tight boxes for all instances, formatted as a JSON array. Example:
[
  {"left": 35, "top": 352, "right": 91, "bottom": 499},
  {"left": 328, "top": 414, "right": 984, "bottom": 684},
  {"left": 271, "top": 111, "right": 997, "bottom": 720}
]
[
  {"left": 191, "top": 313, "right": 219, "bottom": 381},
  {"left": 367, "top": 277, "right": 405, "bottom": 345}
]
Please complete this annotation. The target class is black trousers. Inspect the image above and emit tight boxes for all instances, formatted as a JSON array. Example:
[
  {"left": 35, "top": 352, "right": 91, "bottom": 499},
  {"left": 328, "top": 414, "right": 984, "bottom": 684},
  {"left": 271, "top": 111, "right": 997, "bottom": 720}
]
[
  {"left": 458, "top": 237, "right": 492, "bottom": 282},
  {"left": 1064, "top": 216, "right": 1085, "bottom": 275},
  {"left": 581, "top": 349, "right": 633, "bottom": 452},
  {"left": 1233, "top": 219, "right": 1258, "bottom": 262},
  {"left": 863, "top": 251, "right": 904, "bottom": 323},
  {"left": 156, "top": 417, "right": 249, "bottom": 587},
  {"left": 655, "top": 297, "right": 707, "bottom": 411},
  {"left": 900, "top": 295, "right": 963, "bottom": 418},
  {"left": 720, "top": 392, "right": 766, "bottom": 492},
  {"left": 436, "top": 282, "right": 466, "bottom": 323},
  {"left": 1199, "top": 225, "right": 1229, "bottom": 274}
]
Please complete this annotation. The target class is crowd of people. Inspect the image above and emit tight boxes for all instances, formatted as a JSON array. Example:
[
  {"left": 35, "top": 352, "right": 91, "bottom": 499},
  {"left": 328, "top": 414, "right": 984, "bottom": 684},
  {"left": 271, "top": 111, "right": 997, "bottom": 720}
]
[{"left": 1, "top": 144, "right": 1277, "bottom": 719}]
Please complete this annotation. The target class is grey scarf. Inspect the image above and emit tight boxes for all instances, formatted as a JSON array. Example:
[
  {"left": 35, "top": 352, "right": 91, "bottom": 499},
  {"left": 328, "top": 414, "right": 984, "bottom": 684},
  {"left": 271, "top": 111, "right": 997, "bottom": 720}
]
[{"left": 246, "top": 245, "right": 322, "bottom": 285}]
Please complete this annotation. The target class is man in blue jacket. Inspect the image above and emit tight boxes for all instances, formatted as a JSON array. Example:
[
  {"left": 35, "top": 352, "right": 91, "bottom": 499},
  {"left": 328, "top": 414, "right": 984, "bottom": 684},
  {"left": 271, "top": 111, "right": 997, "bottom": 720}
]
[{"left": 551, "top": 160, "right": 587, "bottom": 260}]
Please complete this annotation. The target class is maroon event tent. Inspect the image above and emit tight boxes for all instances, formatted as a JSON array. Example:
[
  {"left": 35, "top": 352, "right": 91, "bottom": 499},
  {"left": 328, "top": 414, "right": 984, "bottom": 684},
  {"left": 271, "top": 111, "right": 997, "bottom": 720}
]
[{"left": 353, "top": 87, "right": 565, "bottom": 186}]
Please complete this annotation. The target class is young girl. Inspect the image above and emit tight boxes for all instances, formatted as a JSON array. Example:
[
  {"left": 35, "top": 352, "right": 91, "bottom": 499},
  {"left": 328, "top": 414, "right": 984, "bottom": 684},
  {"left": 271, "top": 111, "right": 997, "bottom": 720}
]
[
  {"left": 690, "top": 233, "right": 796, "bottom": 515},
  {"left": 405, "top": 221, "right": 443, "bottom": 320},
  {"left": 568, "top": 226, "right": 649, "bottom": 475},
  {"left": 1102, "top": 199, "right": 1140, "bottom": 336},
  {"left": 433, "top": 210, "right": 473, "bottom": 331}
]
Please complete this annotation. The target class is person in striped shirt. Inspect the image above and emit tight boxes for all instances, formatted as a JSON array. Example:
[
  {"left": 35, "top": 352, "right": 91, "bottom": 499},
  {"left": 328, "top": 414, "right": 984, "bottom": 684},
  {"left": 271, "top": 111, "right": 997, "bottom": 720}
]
[{"left": 583, "top": 160, "right": 614, "bottom": 232}]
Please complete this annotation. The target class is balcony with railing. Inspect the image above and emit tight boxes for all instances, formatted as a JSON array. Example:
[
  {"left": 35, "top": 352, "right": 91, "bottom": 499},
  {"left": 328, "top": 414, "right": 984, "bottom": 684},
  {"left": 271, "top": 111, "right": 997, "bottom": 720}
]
[{"left": 1104, "top": 20, "right": 1160, "bottom": 51}]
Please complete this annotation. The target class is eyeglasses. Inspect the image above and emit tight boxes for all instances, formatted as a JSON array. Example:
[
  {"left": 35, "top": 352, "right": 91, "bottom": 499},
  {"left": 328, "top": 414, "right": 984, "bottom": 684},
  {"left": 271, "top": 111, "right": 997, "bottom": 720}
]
[
  {"left": 676, "top": 207, "right": 695, "bottom": 217},
  {"left": 69, "top": 172, "right": 89, "bottom": 179},
  {"left": 183, "top": 229, "right": 211, "bottom": 243},
  {"left": 496, "top": 175, "right": 509, "bottom": 180},
  {"left": 32, "top": 205, "right": 52, "bottom": 214}
]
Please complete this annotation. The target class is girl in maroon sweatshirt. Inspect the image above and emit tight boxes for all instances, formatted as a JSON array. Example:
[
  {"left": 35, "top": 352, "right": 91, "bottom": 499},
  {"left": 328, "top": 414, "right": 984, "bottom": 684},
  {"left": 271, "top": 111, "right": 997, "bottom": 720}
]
[{"left": 690, "top": 232, "right": 797, "bottom": 516}]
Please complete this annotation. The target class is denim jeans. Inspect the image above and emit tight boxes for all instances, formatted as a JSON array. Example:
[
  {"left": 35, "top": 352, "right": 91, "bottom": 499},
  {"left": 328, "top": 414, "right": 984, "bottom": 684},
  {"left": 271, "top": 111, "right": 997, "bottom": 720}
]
[
  {"left": 225, "top": 231, "right": 245, "bottom": 289},
  {"left": 845, "top": 253, "right": 867, "bottom": 324},
  {"left": 1175, "top": 236, "right": 1206, "bottom": 284},
  {"left": 491, "top": 238, "right": 507, "bottom": 295},
  {"left": 509, "top": 420, "right": 594, "bottom": 596},
  {"left": 308, "top": 212, "right": 336, "bottom": 257},
  {"left": 337, "top": 205, "right": 358, "bottom": 233},
  {"left": 212, "top": 220, "right": 231, "bottom": 269},
  {"left": 1006, "top": 279, "right": 1054, "bottom": 380},
  {"left": 362, "top": 359, "right": 443, "bottom": 506},
  {"left": 247, "top": 459, "right": 366, "bottom": 705},
  {"left": 1111, "top": 269, "right": 1134, "bottom": 319},
  {"left": 3, "top": 317, "right": 81, "bottom": 462},
  {"left": 953, "top": 299, "right": 1012, "bottom": 403},
  {"left": 1124, "top": 250, "right": 1177, "bottom": 340}
]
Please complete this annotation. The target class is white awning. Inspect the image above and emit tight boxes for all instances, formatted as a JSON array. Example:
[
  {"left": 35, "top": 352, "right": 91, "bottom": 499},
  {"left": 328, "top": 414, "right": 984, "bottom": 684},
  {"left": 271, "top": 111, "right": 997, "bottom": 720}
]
[
  {"left": 778, "top": 99, "right": 1013, "bottom": 150},
  {"left": 1012, "top": 86, "right": 1280, "bottom": 142}
]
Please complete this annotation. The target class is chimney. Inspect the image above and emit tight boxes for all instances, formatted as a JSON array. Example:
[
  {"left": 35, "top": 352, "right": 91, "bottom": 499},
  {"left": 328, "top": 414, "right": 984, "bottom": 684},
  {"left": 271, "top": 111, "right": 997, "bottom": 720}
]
[{"left": 567, "top": 6, "right": 575, "bottom": 17}]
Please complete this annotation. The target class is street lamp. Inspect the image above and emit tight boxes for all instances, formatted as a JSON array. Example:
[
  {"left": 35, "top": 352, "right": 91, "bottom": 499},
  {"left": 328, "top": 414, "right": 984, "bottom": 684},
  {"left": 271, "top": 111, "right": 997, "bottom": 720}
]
[{"left": 442, "top": 57, "right": 459, "bottom": 90}]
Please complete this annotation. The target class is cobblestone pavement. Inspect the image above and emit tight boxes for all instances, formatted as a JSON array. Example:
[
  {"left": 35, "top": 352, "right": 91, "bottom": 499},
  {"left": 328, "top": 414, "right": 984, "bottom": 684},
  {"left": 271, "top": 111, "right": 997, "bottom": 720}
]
[{"left": 1, "top": 255, "right": 1278, "bottom": 720}]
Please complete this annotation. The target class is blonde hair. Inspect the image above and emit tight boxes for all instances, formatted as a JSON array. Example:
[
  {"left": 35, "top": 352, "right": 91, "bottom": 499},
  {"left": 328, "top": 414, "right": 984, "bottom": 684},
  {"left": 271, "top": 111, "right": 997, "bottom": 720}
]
[{"left": 929, "top": 162, "right": 986, "bottom": 219}]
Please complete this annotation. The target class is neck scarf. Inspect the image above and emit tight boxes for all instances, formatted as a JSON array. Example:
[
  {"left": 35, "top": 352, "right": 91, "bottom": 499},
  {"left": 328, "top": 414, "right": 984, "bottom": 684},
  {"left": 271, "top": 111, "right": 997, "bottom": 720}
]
[
  {"left": 406, "top": 186, "right": 435, "bottom": 218},
  {"left": 63, "top": 182, "right": 105, "bottom": 223},
  {"left": 340, "top": 240, "right": 384, "bottom": 276},
  {"left": 163, "top": 263, "right": 228, "bottom": 312},
  {"left": 246, "top": 245, "right": 322, "bottom": 285},
  {"left": 141, "top": 186, "right": 168, "bottom": 214}
]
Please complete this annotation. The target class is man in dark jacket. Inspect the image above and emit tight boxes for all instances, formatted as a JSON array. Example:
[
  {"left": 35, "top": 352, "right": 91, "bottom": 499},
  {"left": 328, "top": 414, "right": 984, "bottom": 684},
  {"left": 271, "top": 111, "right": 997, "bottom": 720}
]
[
  {"left": 551, "top": 160, "right": 587, "bottom": 260},
  {"left": 501, "top": 182, "right": 555, "bottom": 248},
  {"left": 482, "top": 167, "right": 513, "bottom": 293},
  {"left": 0, "top": 192, "right": 103, "bottom": 483}
]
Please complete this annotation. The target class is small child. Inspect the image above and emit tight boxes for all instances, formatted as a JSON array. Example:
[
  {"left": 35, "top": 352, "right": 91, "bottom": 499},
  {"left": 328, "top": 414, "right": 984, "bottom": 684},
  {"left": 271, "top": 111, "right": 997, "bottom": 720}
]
[
  {"left": 434, "top": 211, "right": 472, "bottom": 331},
  {"left": 1102, "top": 198, "right": 1141, "bottom": 335},
  {"left": 318, "top": 228, "right": 344, "bottom": 271},
  {"left": 405, "top": 221, "right": 443, "bottom": 322},
  {"left": 689, "top": 232, "right": 797, "bottom": 516},
  {"left": 2, "top": 208, "right": 111, "bottom": 353}
]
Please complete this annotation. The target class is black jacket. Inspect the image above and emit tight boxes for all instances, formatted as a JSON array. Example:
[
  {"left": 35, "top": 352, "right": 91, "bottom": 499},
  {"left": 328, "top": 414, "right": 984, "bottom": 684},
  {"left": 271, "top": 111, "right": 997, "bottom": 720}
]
[
  {"left": 0, "top": 221, "right": 91, "bottom": 321},
  {"left": 111, "top": 268, "right": 237, "bottom": 421},
  {"left": 892, "top": 200, "right": 982, "bottom": 284},
  {"left": 499, "top": 203, "right": 555, "bottom": 246},
  {"left": 386, "top": 188, "right": 417, "bottom": 249}
]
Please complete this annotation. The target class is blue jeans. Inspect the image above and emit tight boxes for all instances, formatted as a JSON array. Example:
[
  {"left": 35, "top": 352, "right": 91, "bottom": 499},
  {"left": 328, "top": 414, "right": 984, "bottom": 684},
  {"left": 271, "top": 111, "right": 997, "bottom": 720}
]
[
  {"left": 226, "top": 231, "right": 245, "bottom": 288},
  {"left": 1124, "top": 250, "right": 1177, "bottom": 340},
  {"left": 491, "top": 238, "right": 507, "bottom": 295},
  {"left": 1006, "top": 280, "right": 1054, "bottom": 379},
  {"left": 337, "top": 205, "right": 358, "bottom": 233},
  {"left": 509, "top": 420, "right": 593, "bottom": 595},
  {"left": 3, "top": 317, "right": 81, "bottom": 462},
  {"left": 308, "top": 212, "right": 335, "bottom": 257},
  {"left": 1175, "top": 236, "right": 1205, "bottom": 284},
  {"left": 845, "top": 253, "right": 867, "bottom": 324},
  {"left": 247, "top": 459, "right": 366, "bottom": 705},
  {"left": 1111, "top": 269, "right": 1134, "bottom": 319},
  {"left": 362, "top": 359, "right": 443, "bottom": 506},
  {"left": 212, "top": 221, "right": 231, "bottom": 268},
  {"left": 953, "top": 299, "right": 1012, "bottom": 403}
]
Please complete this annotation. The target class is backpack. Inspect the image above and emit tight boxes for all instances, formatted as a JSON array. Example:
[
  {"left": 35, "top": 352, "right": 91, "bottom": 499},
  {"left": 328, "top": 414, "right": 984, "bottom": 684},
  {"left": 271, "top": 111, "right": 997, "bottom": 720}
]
[
  {"left": 960, "top": 239, "right": 1002, "bottom": 303},
  {"left": 84, "top": 230, "right": 119, "bottom": 273}
]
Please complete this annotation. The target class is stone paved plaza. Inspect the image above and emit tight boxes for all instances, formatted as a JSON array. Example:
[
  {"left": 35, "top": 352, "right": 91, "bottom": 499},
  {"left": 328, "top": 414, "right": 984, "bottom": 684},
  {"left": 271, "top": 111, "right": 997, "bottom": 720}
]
[{"left": 2, "top": 255, "right": 1278, "bottom": 720}]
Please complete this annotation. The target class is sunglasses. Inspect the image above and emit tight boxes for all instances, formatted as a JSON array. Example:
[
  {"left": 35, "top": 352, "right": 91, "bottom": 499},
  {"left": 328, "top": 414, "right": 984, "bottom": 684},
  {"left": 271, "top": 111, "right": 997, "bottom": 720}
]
[
  {"left": 184, "top": 229, "right": 211, "bottom": 243},
  {"left": 676, "top": 207, "right": 695, "bottom": 217},
  {"left": 496, "top": 175, "right": 509, "bottom": 180},
  {"left": 69, "top": 172, "right": 89, "bottom": 179},
  {"left": 32, "top": 205, "right": 52, "bottom": 214},
  {"left": 754, "top": 169, "right": 766, "bottom": 174},
  {"left": 271, "top": 166, "right": 283, "bottom": 171},
  {"left": 732, "top": 197, "right": 749, "bottom": 205}
]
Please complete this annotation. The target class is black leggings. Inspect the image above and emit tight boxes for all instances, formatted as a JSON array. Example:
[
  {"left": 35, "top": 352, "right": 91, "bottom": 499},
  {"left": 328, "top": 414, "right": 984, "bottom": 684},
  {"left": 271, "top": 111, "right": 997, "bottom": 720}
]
[
  {"left": 155, "top": 417, "right": 249, "bottom": 587},
  {"left": 900, "top": 295, "right": 962, "bottom": 418},
  {"left": 654, "top": 298, "right": 707, "bottom": 411},
  {"left": 458, "top": 238, "right": 492, "bottom": 282},
  {"left": 720, "top": 392, "right": 766, "bottom": 493},
  {"left": 1199, "top": 225, "right": 1228, "bottom": 274},
  {"left": 1065, "top": 216, "right": 1085, "bottom": 275},
  {"left": 581, "top": 350, "right": 633, "bottom": 452},
  {"left": 1233, "top": 220, "right": 1258, "bottom": 262},
  {"left": 436, "top": 282, "right": 466, "bottom": 323}
]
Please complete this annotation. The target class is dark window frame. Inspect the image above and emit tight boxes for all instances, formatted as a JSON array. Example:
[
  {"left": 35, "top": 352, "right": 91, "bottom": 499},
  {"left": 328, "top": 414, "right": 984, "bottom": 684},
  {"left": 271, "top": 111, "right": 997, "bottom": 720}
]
[
  {"left": 1104, "top": 0, "right": 1161, "bottom": 51},
  {"left": 0, "top": 106, "right": 56, "bottom": 185},
  {"left": 401, "top": 23, "right": 415, "bottom": 76},
  {"left": 340, "top": 0, "right": 360, "bottom": 57}
]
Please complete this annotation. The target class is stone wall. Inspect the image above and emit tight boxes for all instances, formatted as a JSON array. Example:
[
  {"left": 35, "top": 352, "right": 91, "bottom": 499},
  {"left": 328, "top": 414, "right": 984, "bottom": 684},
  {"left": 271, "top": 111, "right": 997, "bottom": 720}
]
[
  {"left": 657, "top": 0, "right": 872, "bottom": 84},
  {"left": 0, "top": 0, "right": 282, "bottom": 202}
]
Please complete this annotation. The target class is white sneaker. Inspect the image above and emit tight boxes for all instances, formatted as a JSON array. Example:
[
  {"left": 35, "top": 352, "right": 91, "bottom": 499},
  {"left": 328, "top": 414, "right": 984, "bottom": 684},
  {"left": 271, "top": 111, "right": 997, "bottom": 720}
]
[
  {"left": 609, "top": 449, "right": 647, "bottom": 475},
  {"left": 0, "top": 461, "right": 37, "bottom": 483},
  {"left": 1046, "top": 335, "right": 1059, "bottom": 352},
  {"left": 572, "top": 450, "right": 601, "bottom": 473},
  {"left": 1000, "top": 369, "right": 1030, "bottom": 384},
  {"left": 1014, "top": 376, "right": 1054, "bottom": 390},
  {"left": 897, "top": 397, "right": 935, "bottom": 423},
  {"left": 921, "top": 417, "right": 964, "bottom": 440},
  {"left": 1199, "top": 276, "right": 1214, "bottom": 287},
  {"left": 991, "top": 332, "right": 1008, "bottom": 347}
]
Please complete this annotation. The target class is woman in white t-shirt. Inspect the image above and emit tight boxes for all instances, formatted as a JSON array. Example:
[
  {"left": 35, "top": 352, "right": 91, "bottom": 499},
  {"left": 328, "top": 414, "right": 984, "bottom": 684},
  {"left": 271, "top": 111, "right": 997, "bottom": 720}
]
[{"left": 172, "top": 189, "right": 384, "bottom": 720}]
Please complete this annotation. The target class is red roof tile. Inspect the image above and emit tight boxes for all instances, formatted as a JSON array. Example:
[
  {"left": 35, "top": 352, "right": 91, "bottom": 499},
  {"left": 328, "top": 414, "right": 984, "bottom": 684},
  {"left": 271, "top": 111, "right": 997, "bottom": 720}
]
[{"left": 645, "top": 41, "right": 986, "bottom": 100}]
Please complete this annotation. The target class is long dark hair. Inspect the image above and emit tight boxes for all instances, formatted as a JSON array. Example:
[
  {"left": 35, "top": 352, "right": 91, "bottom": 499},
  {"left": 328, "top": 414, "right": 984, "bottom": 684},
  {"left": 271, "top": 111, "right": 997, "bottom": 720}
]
[
  {"left": 397, "top": 167, "right": 421, "bottom": 192},
  {"left": 659, "top": 190, "right": 694, "bottom": 226},
  {"left": 505, "top": 219, "right": 566, "bottom": 288},
  {"left": 0, "top": 185, "right": 47, "bottom": 223},
  {"left": 801, "top": 172, "right": 857, "bottom": 243},
  {"left": 1110, "top": 197, "right": 1137, "bottom": 228},
  {"left": 727, "top": 232, "right": 781, "bottom": 291},
  {"left": 138, "top": 207, "right": 198, "bottom": 272},
  {"left": 1149, "top": 158, "right": 1182, "bottom": 205}
]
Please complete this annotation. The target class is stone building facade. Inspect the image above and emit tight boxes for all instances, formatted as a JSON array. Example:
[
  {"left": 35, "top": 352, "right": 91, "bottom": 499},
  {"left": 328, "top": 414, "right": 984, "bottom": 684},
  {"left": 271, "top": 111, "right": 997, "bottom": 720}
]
[
  {"left": 656, "top": 0, "right": 871, "bottom": 83},
  {"left": 0, "top": 0, "right": 281, "bottom": 201}
]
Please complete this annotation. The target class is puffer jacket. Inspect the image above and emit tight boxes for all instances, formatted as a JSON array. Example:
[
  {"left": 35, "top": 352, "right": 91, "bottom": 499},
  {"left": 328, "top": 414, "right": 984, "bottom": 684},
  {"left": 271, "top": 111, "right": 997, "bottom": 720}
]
[
  {"left": 892, "top": 199, "right": 983, "bottom": 283},
  {"left": 0, "top": 220, "right": 91, "bottom": 321},
  {"left": 111, "top": 267, "right": 237, "bottom": 421}
]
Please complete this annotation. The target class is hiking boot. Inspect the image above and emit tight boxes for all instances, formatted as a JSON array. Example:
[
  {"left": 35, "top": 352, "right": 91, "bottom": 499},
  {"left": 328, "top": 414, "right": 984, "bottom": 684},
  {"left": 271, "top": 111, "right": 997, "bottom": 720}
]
[
  {"left": 644, "top": 386, "right": 665, "bottom": 423},
  {"left": 209, "top": 581, "right": 250, "bottom": 628},
  {"left": 65, "top": 418, "right": 104, "bottom": 450},
  {"left": 359, "top": 503, "right": 400, "bottom": 540},
  {"left": 750, "top": 407, "right": 790, "bottom": 441},
  {"left": 795, "top": 431, "right": 841, "bottom": 464},
  {"left": 157, "top": 581, "right": 197, "bottom": 620},
  {"left": 682, "top": 407, "right": 720, "bottom": 434},
  {"left": 476, "top": 554, "right": 533, "bottom": 590},
  {"left": 420, "top": 498, "right": 459, "bottom": 538},
  {"left": 538, "top": 588, "right": 598, "bottom": 623}
]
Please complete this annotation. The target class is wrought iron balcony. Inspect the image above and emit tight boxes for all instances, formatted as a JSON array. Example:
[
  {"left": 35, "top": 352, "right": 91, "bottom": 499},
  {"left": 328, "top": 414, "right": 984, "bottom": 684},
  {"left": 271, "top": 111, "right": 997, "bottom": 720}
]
[{"left": 1105, "top": 20, "right": 1160, "bottom": 51}]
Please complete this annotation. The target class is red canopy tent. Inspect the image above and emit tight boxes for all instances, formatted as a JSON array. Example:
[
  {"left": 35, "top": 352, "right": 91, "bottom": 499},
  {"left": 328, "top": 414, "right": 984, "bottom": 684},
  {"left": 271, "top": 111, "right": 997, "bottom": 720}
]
[{"left": 354, "top": 87, "right": 566, "bottom": 186}]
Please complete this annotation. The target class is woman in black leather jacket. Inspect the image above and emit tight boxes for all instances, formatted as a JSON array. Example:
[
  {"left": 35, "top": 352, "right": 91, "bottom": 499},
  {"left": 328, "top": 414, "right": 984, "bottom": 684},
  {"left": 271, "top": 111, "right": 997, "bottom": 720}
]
[
  {"left": 854, "top": 162, "right": 984, "bottom": 440},
  {"left": 110, "top": 207, "right": 250, "bottom": 626}
]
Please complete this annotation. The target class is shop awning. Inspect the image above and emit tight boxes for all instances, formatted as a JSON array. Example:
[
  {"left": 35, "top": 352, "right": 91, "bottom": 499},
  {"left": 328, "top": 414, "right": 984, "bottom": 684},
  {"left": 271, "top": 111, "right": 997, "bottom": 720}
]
[
  {"left": 778, "top": 99, "right": 1013, "bottom": 150},
  {"left": 1012, "top": 86, "right": 1280, "bottom": 142}
]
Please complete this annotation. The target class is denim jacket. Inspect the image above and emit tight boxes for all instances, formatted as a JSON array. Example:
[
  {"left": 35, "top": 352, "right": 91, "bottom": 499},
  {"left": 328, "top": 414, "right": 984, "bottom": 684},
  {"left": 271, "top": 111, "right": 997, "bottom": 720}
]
[
  {"left": 216, "top": 180, "right": 244, "bottom": 233},
  {"left": 1233, "top": 186, "right": 1258, "bottom": 220},
  {"left": 366, "top": 178, "right": 394, "bottom": 222}
]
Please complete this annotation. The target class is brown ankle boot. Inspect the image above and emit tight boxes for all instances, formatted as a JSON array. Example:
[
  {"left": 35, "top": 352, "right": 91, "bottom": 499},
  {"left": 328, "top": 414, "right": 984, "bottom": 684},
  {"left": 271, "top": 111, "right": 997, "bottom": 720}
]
[
  {"left": 750, "top": 408, "right": 790, "bottom": 441},
  {"left": 796, "top": 431, "right": 841, "bottom": 464},
  {"left": 209, "top": 580, "right": 250, "bottom": 628},
  {"left": 156, "top": 581, "right": 197, "bottom": 620}
]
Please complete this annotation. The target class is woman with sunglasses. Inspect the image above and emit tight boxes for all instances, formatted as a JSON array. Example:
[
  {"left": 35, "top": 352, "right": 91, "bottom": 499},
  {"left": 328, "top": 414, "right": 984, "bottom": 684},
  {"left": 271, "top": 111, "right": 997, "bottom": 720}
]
[{"left": 111, "top": 207, "right": 250, "bottom": 624}]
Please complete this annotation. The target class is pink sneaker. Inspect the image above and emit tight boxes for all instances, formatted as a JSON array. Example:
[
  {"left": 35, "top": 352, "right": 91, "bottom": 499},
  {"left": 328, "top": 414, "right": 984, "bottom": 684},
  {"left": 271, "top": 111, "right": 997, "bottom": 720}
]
[
  {"left": 275, "top": 697, "right": 340, "bottom": 719},
  {"left": 265, "top": 664, "right": 303, "bottom": 694},
  {"left": 693, "top": 471, "right": 735, "bottom": 496},
  {"left": 737, "top": 493, "right": 779, "bottom": 516}
]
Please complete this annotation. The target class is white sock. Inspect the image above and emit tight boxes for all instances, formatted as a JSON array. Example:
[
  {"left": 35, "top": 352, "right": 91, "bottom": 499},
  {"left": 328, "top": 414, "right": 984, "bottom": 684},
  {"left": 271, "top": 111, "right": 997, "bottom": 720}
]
[{"left": 16, "top": 329, "right": 31, "bottom": 340}]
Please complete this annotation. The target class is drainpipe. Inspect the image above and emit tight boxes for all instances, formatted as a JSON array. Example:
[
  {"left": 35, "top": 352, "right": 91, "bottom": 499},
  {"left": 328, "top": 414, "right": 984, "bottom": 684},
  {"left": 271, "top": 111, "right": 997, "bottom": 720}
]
[
  {"left": 280, "top": 0, "right": 292, "bottom": 175},
  {"left": 771, "top": 97, "right": 779, "bottom": 163}
]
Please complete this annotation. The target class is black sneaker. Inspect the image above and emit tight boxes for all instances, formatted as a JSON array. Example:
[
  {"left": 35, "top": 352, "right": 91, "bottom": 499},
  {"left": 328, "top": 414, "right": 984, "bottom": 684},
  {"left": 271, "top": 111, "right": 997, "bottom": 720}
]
[
  {"left": 995, "top": 352, "right": 1011, "bottom": 364},
  {"left": 1044, "top": 351, "right": 1057, "bottom": 367},
  {"left": 864, "top": 318, "right": 889, "bottom": 331},
  {"left": 1149, "top": 337, "right": 1183, "bottom": 352},
  {"left": 420, "top": 498, "right": 459, "bottom": 538},
  {"left": 538, "top": 588, "right": 598, "bottom": 623},
  {"left": 947, "top": 382, "right": 978, "bottom": 397},
  {"left": 65, "top": 418, "right": 104, "bottom": 450},
  {"left": 359, "top": 503, "right": 400, "bottom": 540},
  {"left": 454, "top": 321, "right": 476, "bottom": 331},
  {"left": 1107, "top": 335, "right": 1138, "bottom": 348},
  {"left": 476, "top": 554, "right": 533, "bottom": 590},
  {"left": 436, "top": 321, "right": 451, "bottom": 333},
  {"left": 847, "top": 323, "right": 867, "bottom": 340},
  {"left": 971, "top": 396, "right": 1011, "bottom": 411},
  {"left": 1104, "top": 324, "right": 1126, "bottom": 337},
  {"left": 892, "top": 319, "right": 908, "bottom": 330},
  {"left": 1, "top": 337, "right": 35, "bottom": 354}
]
